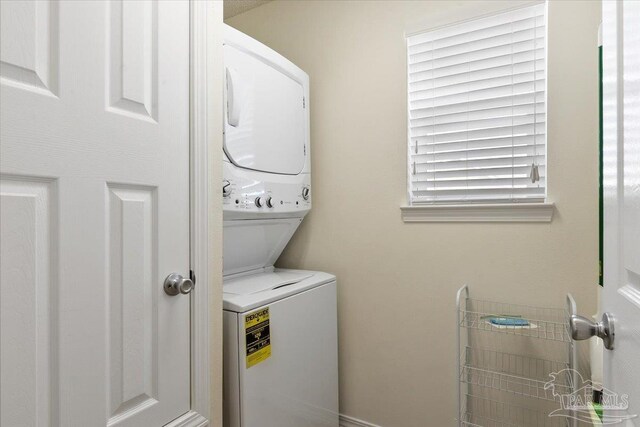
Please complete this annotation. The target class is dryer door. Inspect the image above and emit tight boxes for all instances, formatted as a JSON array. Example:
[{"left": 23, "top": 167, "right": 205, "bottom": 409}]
[{"left": 224, "top": 44, "right": 306, "bottom": 175}]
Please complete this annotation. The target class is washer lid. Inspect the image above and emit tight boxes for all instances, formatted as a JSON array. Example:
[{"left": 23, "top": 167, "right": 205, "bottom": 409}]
[
  {"left": 223, "top": 218, "right": 303, "bottom": 277},
  {"left": 223, "top": 269, "right": 336, "bottom": 312},
  {"left": 224, "top": 270, "right": 314, "bottom": 295},
  {"left": 224, "top": 44, "right": 307, "bottom": 175}
]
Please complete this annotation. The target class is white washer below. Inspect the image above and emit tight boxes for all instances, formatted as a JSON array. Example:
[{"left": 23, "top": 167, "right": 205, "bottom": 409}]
[{"left": 223, "top": 269, "right": 339, "bottom": 427}]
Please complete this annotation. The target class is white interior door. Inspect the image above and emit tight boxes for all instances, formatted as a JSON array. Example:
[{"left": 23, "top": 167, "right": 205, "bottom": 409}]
[
  {"left": 602, "top": 0, "right": 640, "bottom": 424},
  {"left": 0, "top": 1, "right": 191, "bottom": 426}
]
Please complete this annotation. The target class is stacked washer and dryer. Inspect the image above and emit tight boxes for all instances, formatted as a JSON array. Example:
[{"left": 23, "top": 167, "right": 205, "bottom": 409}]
[{"left": 222, "top": 25, "right": 339, "bottom": 427}]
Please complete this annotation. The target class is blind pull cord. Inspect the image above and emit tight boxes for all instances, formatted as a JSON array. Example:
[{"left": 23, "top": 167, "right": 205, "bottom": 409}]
[{"left": 529, "top": 162, "right": 540, "bottom": 183}]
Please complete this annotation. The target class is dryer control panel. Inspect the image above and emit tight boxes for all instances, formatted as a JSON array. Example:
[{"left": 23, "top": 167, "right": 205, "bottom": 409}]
[{"left": 222, "top": 160, "right": 311, "bottom": 220}]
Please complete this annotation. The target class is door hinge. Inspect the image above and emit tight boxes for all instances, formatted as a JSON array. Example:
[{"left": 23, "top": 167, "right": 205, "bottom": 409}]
[
  {"left": 304, "top": 145, "right": 306, "bottom": 155},
  {"left": 303, "top": 96, "right": 306, "bottom": 108},
  {"left": 190, "top": 270, "right": 196, "bottom": 286}
]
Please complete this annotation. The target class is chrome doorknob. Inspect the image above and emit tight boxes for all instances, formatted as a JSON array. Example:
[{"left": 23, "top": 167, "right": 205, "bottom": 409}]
[
  {"left": 570, "top": 312, "right": 615, "bottom": 350},
  {"left": 164, "top": 273, "right": 194, "bottom": 296}
]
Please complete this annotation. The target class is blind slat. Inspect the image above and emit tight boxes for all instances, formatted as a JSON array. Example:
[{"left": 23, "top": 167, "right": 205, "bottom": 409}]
[
  {"left": 411, "top": 91, "right": 544, "bottom": 119},
  {"left": 412, "top": 124, "right": 545, "bottom": 146},
  {"left": 410, "top": 102, "right": 545, "bottom": 127},
  {"left": 407, "top": 4, "right": 546, "bottom": 204},
  {"left": 409, "top": 6, "right": 544, "bottom": 46},
  {"left": 415, "top": 174, "right": 548, "bottom": 183},
  {"left": 411, "top": 194, "right": 545, "bottom": 203},
  {"left": 409, "top": 48, "right": 545, "bottom": 80},
  {"left": 414, "top": 146, "right": 544, "bottom": 165},
  {"left": 411, "top": 99, "right": 543, "bottom": 122},
  {"left": 410, "top": 32, "right": 545, "bottom": 66},
  {"left": 409, "top": 21, "right": 545, "bottom": 57},
  {"left": 412, "top": 186, "right": 546, "bottom": 196},
  {"left": 409, "top": 41, "right": 544, "bottom": 74},
  {"left": 410, "top": 64, "right": 545, "bottom": 94},
  {"left": 410, "top": 58, "right": 544, "bottom": 87},
  {"left": 410, "top": 79, "right": 545, "bottom": 109},
  {"left": 415, "top": 161, "right": 546, "bottom": 176},
  {"left": 414, "top": 157, "right": 546, "bottom": 173},
  {"left": 413, "top": 172, "right": 544, "bottom": 188},
  {"left": 410, "top": 114, "right": 546, "bottom": 137},
  {"left": 413, "top": 151, "right": 546, "bottom": 167},
  {"left": 410, "top": 71, "right": 544, "bottom": 102}
]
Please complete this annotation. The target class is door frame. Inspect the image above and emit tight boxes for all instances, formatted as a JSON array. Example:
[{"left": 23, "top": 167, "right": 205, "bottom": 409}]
[{"left": 166, "top": 1, "right": 222, "bottom": 426}]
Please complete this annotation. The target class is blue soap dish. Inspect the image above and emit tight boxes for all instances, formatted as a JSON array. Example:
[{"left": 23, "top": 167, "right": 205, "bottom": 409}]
[{"left": 489, "top": 317, "right": 530, "bottom": 326}]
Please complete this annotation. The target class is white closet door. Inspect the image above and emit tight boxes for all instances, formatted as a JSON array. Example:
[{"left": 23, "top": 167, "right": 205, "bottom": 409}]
[
  {"left": 602, "top": 1, "right": 640, "bottom": 425},
  {"left": 0, "top": 1, "right": 191, "bottom": 426}
]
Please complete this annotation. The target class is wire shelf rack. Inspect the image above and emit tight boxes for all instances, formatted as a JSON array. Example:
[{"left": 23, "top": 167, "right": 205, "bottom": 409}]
[
  {"left": 459, "top": 297, "right": 571, "bottom": 342},
  {"left": 460, "top": 394, "right": 569, "bottom": 427},
  {"left": 456, "top": 286, "right": 578, "bottom": 427},
  {"left": 460, "top": 347, "right": 572, "bottom": 402}
]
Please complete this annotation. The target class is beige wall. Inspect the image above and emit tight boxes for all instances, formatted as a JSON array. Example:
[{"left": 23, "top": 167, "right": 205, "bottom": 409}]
[{"left": 227, "top": 1, "right": 601, "bottom": 425}]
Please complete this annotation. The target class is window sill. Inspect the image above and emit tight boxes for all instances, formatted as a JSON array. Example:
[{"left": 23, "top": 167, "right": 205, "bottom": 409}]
[{"left": 400, "top": 202, "right": 555, "bottom": 223}]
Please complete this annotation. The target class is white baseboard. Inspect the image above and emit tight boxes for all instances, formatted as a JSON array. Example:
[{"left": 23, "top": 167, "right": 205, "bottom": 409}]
[{"left": 340, "top": 414, "right": 382, "bottom": 427}]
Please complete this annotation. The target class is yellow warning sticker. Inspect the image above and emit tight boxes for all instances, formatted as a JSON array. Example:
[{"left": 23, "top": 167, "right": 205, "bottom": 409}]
[{"left": 245, "top": 307, "right": 271, "bottom": 368}]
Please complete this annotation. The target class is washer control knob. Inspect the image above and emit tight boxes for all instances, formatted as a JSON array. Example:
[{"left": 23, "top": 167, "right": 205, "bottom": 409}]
[
  {"left": 222, "top": 180, "right": 232, "bottom": 198},
  {"left": 301, "top": 186, "right": 310, "bottom": 201},
  {"left": 255, "top": 197, "right": 265, "bottom": 208},
  {"left": 266, "top": 197, "right": 274, "bottom": 208}
]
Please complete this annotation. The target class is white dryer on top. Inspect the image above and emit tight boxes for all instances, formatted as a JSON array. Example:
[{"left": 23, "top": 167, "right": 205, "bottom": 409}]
[{"left": 223, "top": 24, "right": 311, "bottom": 277}]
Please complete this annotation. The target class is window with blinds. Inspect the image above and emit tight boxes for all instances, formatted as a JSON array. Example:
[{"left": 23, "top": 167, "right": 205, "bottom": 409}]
[{"left": 407, "top": 3, "right": 546, "bottom": 204}]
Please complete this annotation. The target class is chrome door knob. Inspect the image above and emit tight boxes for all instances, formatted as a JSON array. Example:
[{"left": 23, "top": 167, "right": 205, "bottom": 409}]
[
  {"left": 570, "top": 312, "right": 615, "bottom": 350},
  {"left": 164, "top": 273, "right": 195, "bottom": 296}
]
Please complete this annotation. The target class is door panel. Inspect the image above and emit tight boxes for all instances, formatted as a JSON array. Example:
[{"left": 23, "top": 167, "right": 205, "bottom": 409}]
[
  {"left": 0, "top": 1, "right": 190, "bottom": 426},
  {"left": 0, "top": 178, "right": 57, "bottom": 427},
  {"left": 107, "top": 0, "right": 158, "bottom": 121},
  {"left": 107, "top": 185, "right": 158, "bottom": 420},
  {"left": 0, "top": 0, "right": 59, "bottom": 95},
  {"left": 602, "top": 0, "right": 640, "bottom": 423}
]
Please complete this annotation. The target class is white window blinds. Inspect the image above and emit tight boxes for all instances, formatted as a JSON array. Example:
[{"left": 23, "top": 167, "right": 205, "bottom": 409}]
[{"left": 407, "top": 3, "right": 546, "bottom": 204}]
